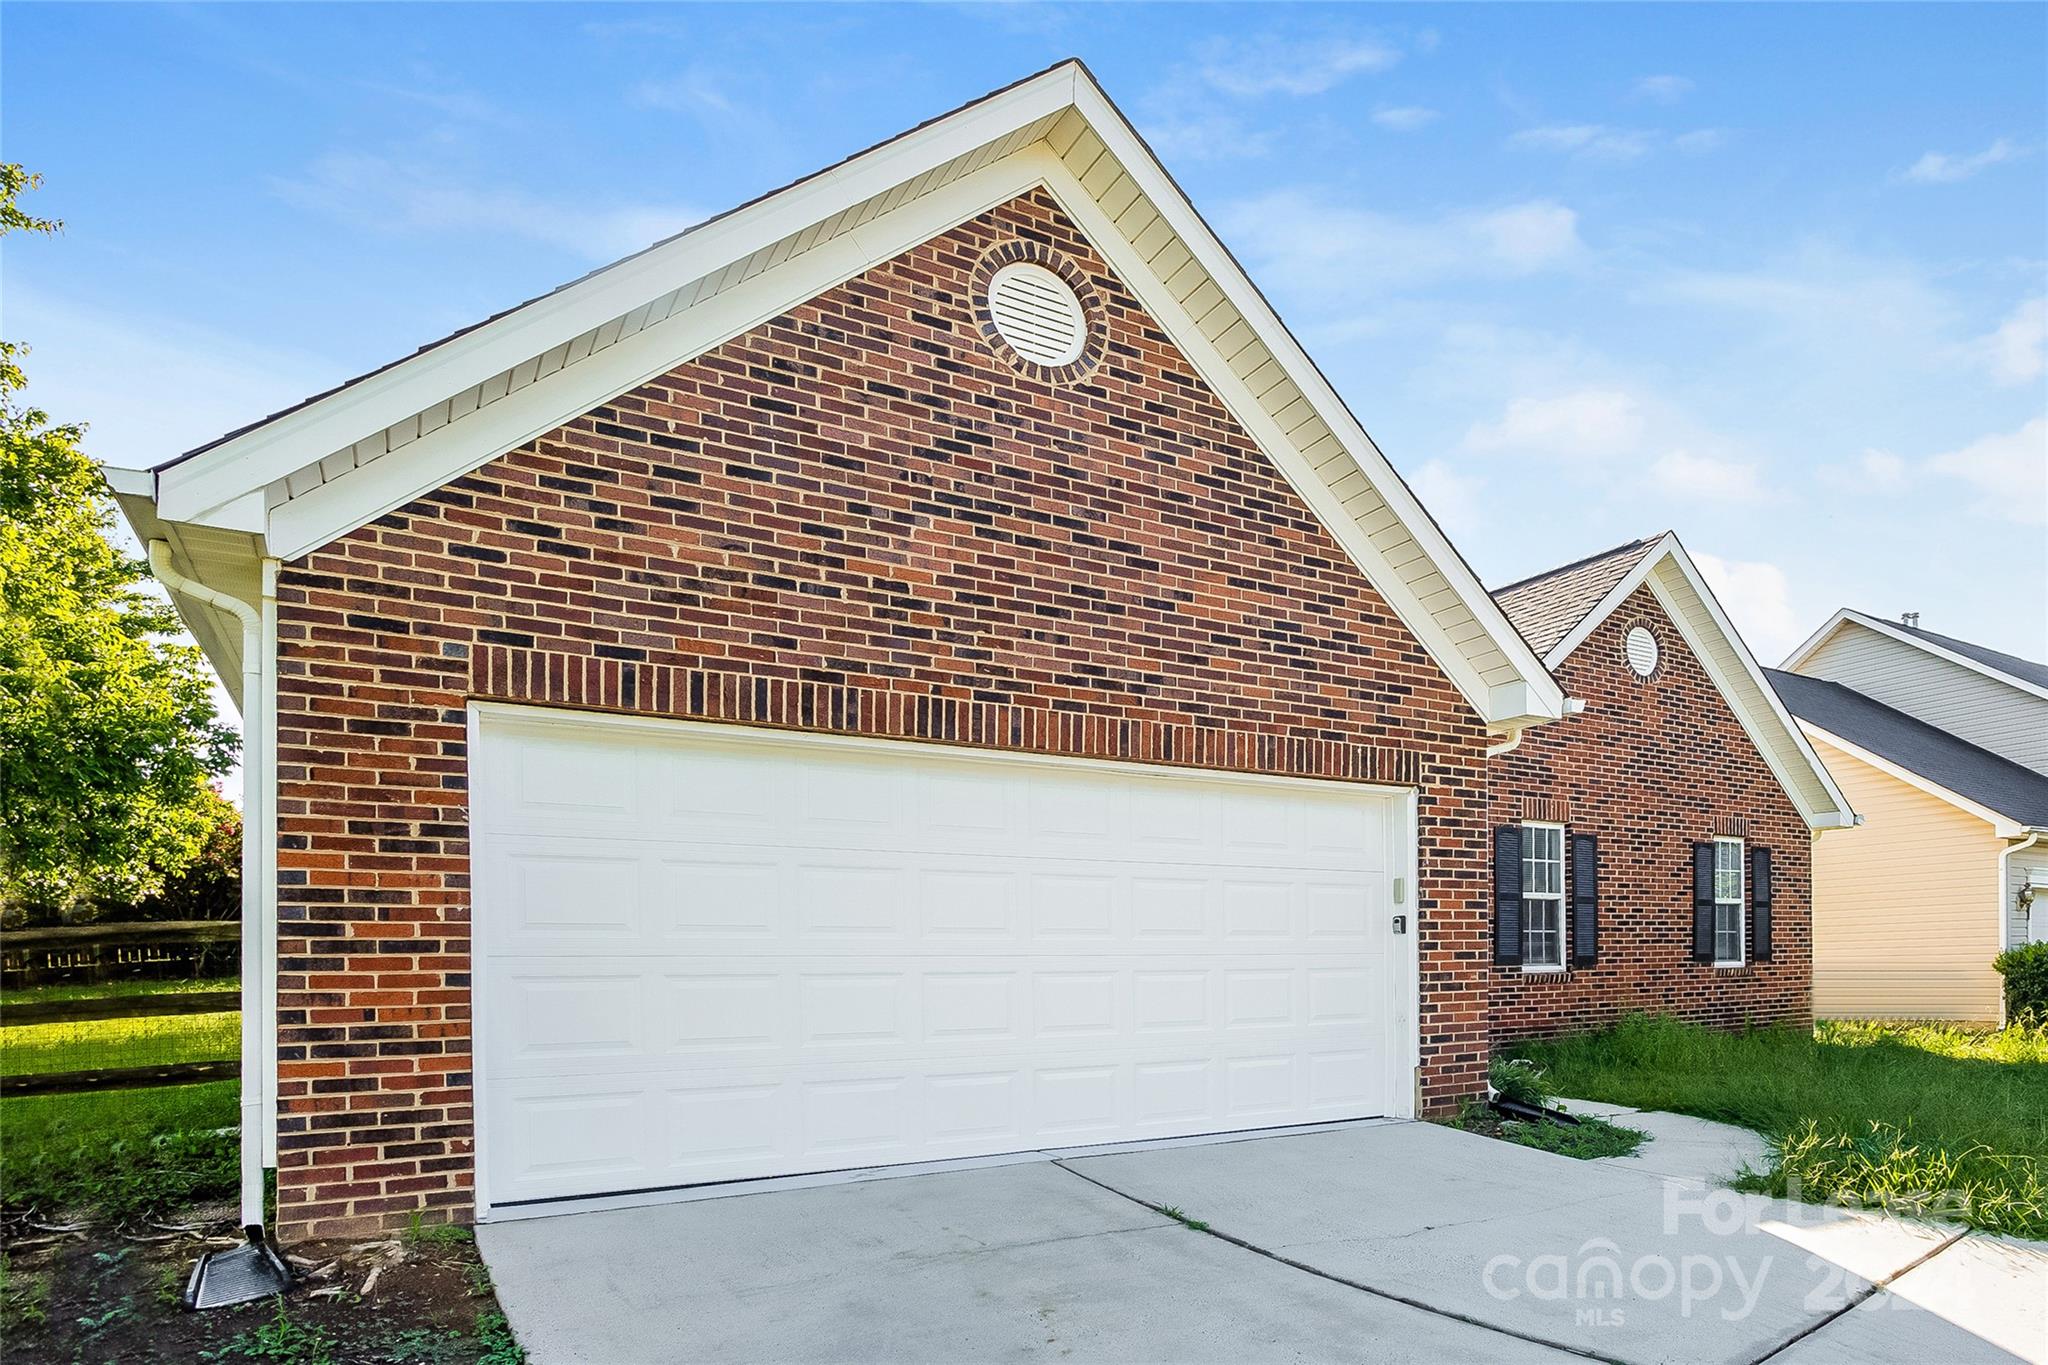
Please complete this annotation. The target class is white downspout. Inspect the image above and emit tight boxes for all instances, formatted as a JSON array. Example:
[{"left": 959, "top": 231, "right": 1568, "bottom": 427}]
[
  {"left": 149, "top": 540, "right": 267, "bottom": 1234},
  {"left": 1999, "top": 831, "right": 2045, "bottom": 1026}
]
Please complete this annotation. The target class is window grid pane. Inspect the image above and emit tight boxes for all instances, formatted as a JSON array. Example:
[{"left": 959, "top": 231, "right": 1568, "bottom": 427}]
[
  {"left": 1713, "top": 838, "right": 1744, "bottom": 962},
  {"left": 1521, "top": 825, "right": 1565, "bottom": 967}
]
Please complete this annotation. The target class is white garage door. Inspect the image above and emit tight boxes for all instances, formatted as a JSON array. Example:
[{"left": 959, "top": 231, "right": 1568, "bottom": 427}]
[{"left": 472, "top": 706, "right": 1409, "bottom": 1212}]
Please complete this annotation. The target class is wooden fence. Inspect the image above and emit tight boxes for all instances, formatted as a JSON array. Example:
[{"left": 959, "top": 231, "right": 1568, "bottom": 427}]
[
  {"left": 1, "top": 919, "right": 239, "bottom": 990},
  {"left": 2, "top": 922, "right": 241, "bottom": 1096}
]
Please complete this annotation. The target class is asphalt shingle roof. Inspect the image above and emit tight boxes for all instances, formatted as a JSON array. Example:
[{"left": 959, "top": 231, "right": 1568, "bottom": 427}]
[
  {"left": 1492, "top": 537, "right": 1662, "bottom": 658},
  {"left": 1878, "top": 617, "right": 2048, "bottom": 692},
  {"left": 1767, "top": 668, "right": 2048, "bottom": 828}
]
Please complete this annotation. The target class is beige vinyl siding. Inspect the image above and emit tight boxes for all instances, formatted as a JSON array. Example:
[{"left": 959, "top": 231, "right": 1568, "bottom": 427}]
[
  {"left": 1800, "top": 623, "right": 2048, "bottom": 774},
  {"left": 1808, "top": 735, "right": 2005, "bottom": 1023}
]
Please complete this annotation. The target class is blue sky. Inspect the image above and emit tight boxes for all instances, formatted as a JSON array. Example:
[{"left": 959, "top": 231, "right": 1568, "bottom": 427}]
[{"left": 6, "top": 2, "right": 2045, "bottom": 666}]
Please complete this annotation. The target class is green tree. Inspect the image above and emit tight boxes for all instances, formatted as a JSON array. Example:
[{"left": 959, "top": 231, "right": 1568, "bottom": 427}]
[{"left": 0, "top": 166, "right": 239, "bottom": 918}]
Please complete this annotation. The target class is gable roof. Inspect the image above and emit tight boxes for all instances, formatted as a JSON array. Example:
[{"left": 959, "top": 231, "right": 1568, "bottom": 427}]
[
  {"left": 1783, "top": 609, "right": 2048, "bottom": 702},
  {"left": 1491, "top": 532, "right": 1855, "bottom": 831},
  {"left": 111, "top": 59, "right": 1562, "bottom": 728},
  {"left": 1493, "top": 536, "right": 1662, "bottom": 657},
  {"left": 1770, "top": 669, "right": 2048, "bottom": 832}
]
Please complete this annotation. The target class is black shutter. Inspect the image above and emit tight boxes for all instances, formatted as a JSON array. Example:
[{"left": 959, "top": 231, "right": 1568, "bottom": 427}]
[
  {"left": 1691, "top": 842, "right": 1716, "bottom": 963},
  {"left": 1570, "top": 833, "right": 1599, "bottom": 967},
  {"left": 1493, "top": 826, "right": 1523, "bottom": 966},
  {"left": 1750, "top": 846, "right": 1773, "bottom": 962}
]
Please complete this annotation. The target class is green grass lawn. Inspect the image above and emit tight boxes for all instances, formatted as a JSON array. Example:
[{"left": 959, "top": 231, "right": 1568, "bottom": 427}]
[
  {"left": 0, "top": 975, "right": 237, "bottom": 1008},
  {"left": 0, "top": 1081, "right": 241, "bottom": 1221},
  {"left": 0, "top": 981, "right": 244, "bottom": 1220},
  {"left": 1512, "top": 1014, "right": 2048, "bottom": 1238},
  {"left": 0, "top": 1011, "right": 240, "bottom": 1077}
]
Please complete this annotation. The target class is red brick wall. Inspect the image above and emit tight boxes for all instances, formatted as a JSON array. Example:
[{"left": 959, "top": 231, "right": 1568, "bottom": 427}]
[
  {"left": 271, "top": 190, "right": 1492, "bottom": 1239},
  {"left": 1488, "top": 583, "right": 1813, "bottom": 1044}
]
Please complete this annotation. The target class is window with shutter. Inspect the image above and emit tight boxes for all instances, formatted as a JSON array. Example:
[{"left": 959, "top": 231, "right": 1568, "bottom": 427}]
[
  {"left": 1494, "top": 826, "right": 1524, "bottom": 966},
  {"left": 1571, "top": 833, "right": 1599, "bottom": 967},
  {"left": 1713, "top": 837, "right": 1746, "bottom": 965},
  {"left": 1691, "top": 842, "right": 1716, "bottom": 964},
  {"left": 1750, "top": 846, "right": 1773, "bottom": 962},
  {"left": 1519, "top": 823, "right": 1565, "bottom": 969}
]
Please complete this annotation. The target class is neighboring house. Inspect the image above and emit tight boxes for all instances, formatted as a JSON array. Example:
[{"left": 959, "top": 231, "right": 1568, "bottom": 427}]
[
  {"left": 1775, "top": 609, "right": 2048, "bottom": 1023},
  {"left": 1487, "top": 534, "right": 1855, "bottom": 1043},
  {"left": 109, "top": 62, "right": 1569, "bottom": 1241}
]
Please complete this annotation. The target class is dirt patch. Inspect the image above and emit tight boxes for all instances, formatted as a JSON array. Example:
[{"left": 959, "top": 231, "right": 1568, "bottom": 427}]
[{"left": 2, "top": 1210, "right": 522, "bottom": 1364}]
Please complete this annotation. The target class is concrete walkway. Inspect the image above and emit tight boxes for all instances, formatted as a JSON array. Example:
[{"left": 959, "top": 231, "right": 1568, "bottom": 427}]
[
  {"left": 479, "top": 1119, "right": 2048, "bottom": 1365},
  {"left": 1556, "top": 1098, "right": 1774, "bottom": 1185}
]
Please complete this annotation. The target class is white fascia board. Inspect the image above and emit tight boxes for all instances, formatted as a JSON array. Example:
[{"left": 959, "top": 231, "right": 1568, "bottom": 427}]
[
  {"left": 1783, "top": 609, "right": 2048, "bottom": 704},
  {"left": 1547, "top": 533, "right": 1854, "bottom": 829},
  {"left": 102, "top": 463, "right": 153, "bottom": 497},
  {"left": 1797, "top": 720, "right": 2021, "bottom": 838},
  {"left": 154, "top": 66, "right": 1083, "bottom": 523},
  {"left": 1065, "top": 75, "right": 1562, "bottom": 726},
  {"left": 1647, "top": 554, "right": 1855, "bottom": 830},
  {"left": 1033, "top": 155, "right": 1503, "bottom": 725},
  {"left": 270, "top": 156, "right": 1036, "bottom": 561},
  {"left": 1539, "top": 532, "right": 1678, "bottom": 668}
]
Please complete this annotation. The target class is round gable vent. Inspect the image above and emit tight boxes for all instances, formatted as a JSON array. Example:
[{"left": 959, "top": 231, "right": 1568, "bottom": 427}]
[
  {"left": 1625, "top": 625, "right": 1660, "bottom": 678},
  {"left": 986, "top": 262, "right": 1088, "bottom": 367}
]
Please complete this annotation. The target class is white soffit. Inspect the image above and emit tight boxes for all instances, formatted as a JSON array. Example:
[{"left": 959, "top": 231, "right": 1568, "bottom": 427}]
[{"left": 129, "top": 60, "right": 1561, "bottom": 728}]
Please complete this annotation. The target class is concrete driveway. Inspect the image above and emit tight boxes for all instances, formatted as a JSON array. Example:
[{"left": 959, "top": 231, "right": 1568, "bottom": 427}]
[{"left": 478, "top": 1120, "right": 2046, "bottom": 1365}]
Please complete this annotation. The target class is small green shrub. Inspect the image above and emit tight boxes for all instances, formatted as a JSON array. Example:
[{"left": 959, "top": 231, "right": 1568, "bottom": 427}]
[
  {"left": 202, "top": 1299, "right": 336, "bottom": 1365},
  {"left": 1993, "top": 941, "right": 2048, "bottom": 1023},
  {"left": 402, "top": 1210, "right": 474, "bottom": 1247},
  {"left": 474, "top": 1310, "right": 527, "bottom": 1365},
  {"left": 1489, "top": 1055, "right": 1555, "bottom": 1109}
]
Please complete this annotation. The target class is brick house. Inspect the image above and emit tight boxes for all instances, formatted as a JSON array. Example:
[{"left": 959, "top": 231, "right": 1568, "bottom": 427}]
[
  {"left": 1487, "top": 534, "right": 1854, "bottom": 1045},
  {"left": 112, "top": 62, "right": 1570, "bottom": 1241}
]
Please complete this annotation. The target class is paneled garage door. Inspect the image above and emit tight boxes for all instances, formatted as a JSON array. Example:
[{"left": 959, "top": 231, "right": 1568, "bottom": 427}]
[{"left": 471, "top": 706, "right": 1410, "bottom": 1211}]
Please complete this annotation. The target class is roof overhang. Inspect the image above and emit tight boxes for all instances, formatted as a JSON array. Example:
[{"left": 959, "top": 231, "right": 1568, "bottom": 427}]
[
  {"left": 1783, "top": 609, "right": 2048, "bottom": 703},
  {"left": 1544, "top": 532, "right": 1856, "bottom": 831},
  {"left": 111, "top": 59, "right": 1563, "bottom": 730},
  {"left": 1796, "top": 720, "right": 2035, "bottom": 839}
]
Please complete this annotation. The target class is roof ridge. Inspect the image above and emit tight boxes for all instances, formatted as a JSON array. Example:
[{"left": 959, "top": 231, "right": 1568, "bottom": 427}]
[{"left": 1491, "top": 532, "right": 1665, "bottom": 597}]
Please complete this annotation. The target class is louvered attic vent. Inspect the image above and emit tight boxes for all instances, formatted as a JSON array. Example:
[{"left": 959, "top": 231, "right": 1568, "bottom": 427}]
[{"left": 987, "top": 262, "right": 1087, "bottom": 366}]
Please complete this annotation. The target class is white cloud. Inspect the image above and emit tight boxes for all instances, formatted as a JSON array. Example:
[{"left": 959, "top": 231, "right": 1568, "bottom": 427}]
[
  {"left": 1195, "top": 33, "right": 1401, "bottom": 97},
  {"left": 1216, "top": 193, "right": 1583, "bottom": 299},
  {"left": 1651, "top": 449, "right": 1765, "bottom": 501},
  {"left": 1924, "top": 417, "right": 2048, "bottom": 525},
  {"left": 1137, "top": 111, "right": 1274, "bottom": 162},
  {"left": 627, "top": 68, "right": 738, "bottom": 117},
  {"left": 1900, "top": 137, "right": 2023, "bottom": 184},
  {"left": 1856, "top": 448, "right": 1910, "bottom": 492},
  {"left": 1674, "top": 129, "right": 1727, "bottom": 155},
  {"left": 1633, "top": 74, "right": 1694, "bottom": 104},
  {"left": 1465, "top": 389, "right": 1645, "bottom": 460},
  {"left": 1474, "top": 202, "right": 1584, "bottom": 270},
  {"left": 1692, "top": 552, "right": 1803, "bottom": 661},
  {"left": 276, "top": 151, "right": 702, "bottom": 261},
  {"left": 5, "top": 284, "right": 337, "bottom": 475},
  {"left": 1509, "top": 124, "right": 1656, "bottom": 162},
  {"left": 1980, "top": 298, "right": 2047, "bottom": 385},
  {"left": 1408, "top": 459, "right": 1484, "bottom": 541},
  {"left": 1371, "top": 105, "right": 1440, "bottom": 132}
]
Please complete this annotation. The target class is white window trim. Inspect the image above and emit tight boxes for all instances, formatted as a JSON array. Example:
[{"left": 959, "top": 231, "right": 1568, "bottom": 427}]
[
  {"left": 1713, "top": 836, "right": 1746, "bottom": 967},
  {"left": 1521, "top": 821, "right": 1568, "bottom": 973}
]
